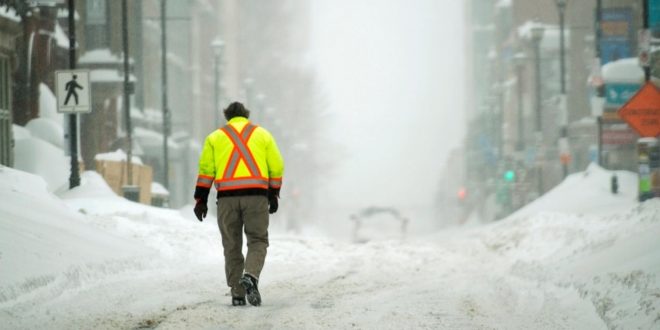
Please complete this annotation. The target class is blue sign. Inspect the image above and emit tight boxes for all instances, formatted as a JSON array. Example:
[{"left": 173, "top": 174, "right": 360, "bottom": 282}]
[
  {"left": 605, "top": 83, "right": 641, "bottom": 106},
  {"left": 599, "top": 8, "right": 633, "bottom": 65},
  {"left": 651, "top": 0, "right": 660, "bottom": 31}
]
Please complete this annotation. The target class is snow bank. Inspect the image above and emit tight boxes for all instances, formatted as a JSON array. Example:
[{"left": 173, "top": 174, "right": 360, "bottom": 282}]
[
  {"left": 1, "top": 158, "right": 658, "bottom": 329},
  {"left": 473, "top": 164, "right": 660, "bottom": 329},
  {"left": 0, "top": 166, "right": 149, "bottom": 300},
  {"left": 60, "top": 171, "right": 218, "bottom": 257},
  {"left": 1, "top": 167, "right": 218, "bottom": 328},
  {"left": 478, "top": 203, "right": 660, "bottom": 329},
  {"left": 511, "top": 163, "right": 637, "bottom": 218},
  {"left": 13, "top": 87, "right": 68, "bottom": 191},
  {"left": 12, "top": 124, "right": 30, "bottom": 140},
  {"left": 38, "top": 83, "right": 62, "bottom": 127},
  {"left": 13, "top": 131, "right": 69, "bottom": 192},
  {"left": 59, "top": 170, "right": 118, "bottom": 199},
  {"left": 25, "top": 118, "right": 64, "bottom": 149}
]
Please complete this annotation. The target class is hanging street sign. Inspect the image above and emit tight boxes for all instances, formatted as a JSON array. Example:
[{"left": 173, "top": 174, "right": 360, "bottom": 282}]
[
  {"left": 651, "top": 0, "right": 660, "bottom": 31},
  {"left": 55, "top": 70, "right": 92, "bottom": 113},
  {"left": 606, "top": 83, "right": 641, "bottom": 106},
  {"left": 618, "top": 82, "right": 660, "bottom": 137}
]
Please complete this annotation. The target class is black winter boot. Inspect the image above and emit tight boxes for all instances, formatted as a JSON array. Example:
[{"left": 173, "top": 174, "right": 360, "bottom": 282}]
[
  {"left": 232, "top": 296, "right": 246, "bottom": 306},
  {"left": 239, "top": 274, "right": 261, "bottom": 306}
]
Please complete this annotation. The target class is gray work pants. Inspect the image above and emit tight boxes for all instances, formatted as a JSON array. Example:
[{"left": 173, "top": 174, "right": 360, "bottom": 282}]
[{"left": 216, "top": 195, "right": 269, "bottom": 297}]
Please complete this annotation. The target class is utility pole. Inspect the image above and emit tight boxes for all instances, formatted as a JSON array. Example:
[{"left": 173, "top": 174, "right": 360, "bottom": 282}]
[
  {"left": 534, "top": 37, "right": 543, "bottom": 195},
  {"left": 67, "top": 0, "right": 80, "bottom": 189},
  {"left": 514, "top": 53, "right": 526, "bottom": 152},
  {"left": 557, "top": 0, "right": 569, "bottom": 179},
  {"left": 121, "top": 0, "right": 137, "bottom": 201},
  {"left": 643, "top": 0, "right": 651, "bottom": 82},
  {"left": 595, "top": 0, "right": 602, "bottom": 58},
  {"left": 596, "top": 0, "right": 603, "bottom": 166},
  {"left": 161, "top": 0, "right": 170, "bottom": 190},
  {"left": 531, "top": 24, "right": 545, "bottom": 196},
  {"left": 533, "top": 31, "right": 543, "bottom": 133},
  {"left": 558, "top": 1, "right": 567, "bottom": 95}
]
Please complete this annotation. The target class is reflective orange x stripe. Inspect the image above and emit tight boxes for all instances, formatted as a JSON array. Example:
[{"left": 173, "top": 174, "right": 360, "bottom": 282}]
[{"left": 220, "top": 124, "right": 262, "bottom": 179}]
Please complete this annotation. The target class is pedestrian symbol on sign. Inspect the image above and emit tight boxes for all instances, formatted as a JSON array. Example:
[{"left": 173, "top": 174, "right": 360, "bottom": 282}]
[
  {"left": 55, "top": 70, "right": 91, "bottom": 113},
  {"left": 64, "top": 74, "right": 83, "bottom": 105}
]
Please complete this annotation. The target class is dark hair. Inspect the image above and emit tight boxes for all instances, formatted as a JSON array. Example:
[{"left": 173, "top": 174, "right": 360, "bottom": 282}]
[{"left": 223, "top": 102, "right": 250, "bottom": 120}]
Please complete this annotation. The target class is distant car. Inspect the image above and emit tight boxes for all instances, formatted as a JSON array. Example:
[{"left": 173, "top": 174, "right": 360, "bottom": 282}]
[{"left": 349, "top": 206, "right": 409, "bottom": 243}]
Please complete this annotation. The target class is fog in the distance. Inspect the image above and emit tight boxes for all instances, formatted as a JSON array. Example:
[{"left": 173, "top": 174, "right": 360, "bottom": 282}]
[{"left": 310, "top": 0, "right": 466, "bottom": 224}]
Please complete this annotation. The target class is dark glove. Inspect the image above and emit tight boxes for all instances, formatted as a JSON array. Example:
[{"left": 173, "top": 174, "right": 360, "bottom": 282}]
[
  {"left": 268, "top": 189, "right": 279, "bottom": 214},
  {"left": 194, "top": 199, "right": 208, "bottom": 221}
]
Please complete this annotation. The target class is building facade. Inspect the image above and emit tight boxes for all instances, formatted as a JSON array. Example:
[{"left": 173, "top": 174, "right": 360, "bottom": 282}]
[
  {"left": 0, "top": 6, "right": 20, "bottom": 167},
  {"left": 453, "top": 0, "right": 655, "bottom": 221}
]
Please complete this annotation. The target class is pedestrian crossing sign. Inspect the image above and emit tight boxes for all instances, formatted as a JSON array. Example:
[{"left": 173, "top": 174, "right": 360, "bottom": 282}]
[{"left": 55, "top": 70, "right": 91, "bottom": 113}]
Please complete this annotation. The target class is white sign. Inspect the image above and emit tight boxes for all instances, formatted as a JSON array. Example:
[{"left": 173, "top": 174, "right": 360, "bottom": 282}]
[{"left": 55, "top": 70, "right": 91, "bottom": 113}]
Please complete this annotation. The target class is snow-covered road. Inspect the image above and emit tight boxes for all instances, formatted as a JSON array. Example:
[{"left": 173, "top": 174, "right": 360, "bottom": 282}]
[
  {"left": 0, "top": 230, "right": 604, "bottom": 329},
  {"left": 1, "top": 165, "right": 659, "bottom": 329}
]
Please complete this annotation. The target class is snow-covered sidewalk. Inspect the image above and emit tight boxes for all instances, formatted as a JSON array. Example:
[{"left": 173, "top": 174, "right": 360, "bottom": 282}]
[{"left": 1, "top": 165, "right": 659, "bottom": 329}]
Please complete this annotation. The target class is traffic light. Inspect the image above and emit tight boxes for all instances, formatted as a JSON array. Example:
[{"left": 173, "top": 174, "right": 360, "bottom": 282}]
[
  {"left": 503, "top": 170, "right": 516, "bottom": 182},
  {"left": 457, "top": 187, "right": 467, "bottom": 200}
]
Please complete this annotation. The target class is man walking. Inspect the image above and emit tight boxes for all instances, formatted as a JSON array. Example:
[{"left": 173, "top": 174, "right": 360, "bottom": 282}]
[
  {"left": 64, "top": 74, "right": 83, "bottom": 105},
  {"left": 194, "top": 101, "right": 284, "bottom": 307}
]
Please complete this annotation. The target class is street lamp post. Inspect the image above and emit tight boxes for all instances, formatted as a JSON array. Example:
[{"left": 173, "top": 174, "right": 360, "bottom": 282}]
[
  {"left": 161, "top": 0, "right": 170, "bottom": 191},
  {"left": 531, "top": 24, "right": 544, "bottom": 132},
  {"left": 556, "top": 0, "right": 567, "bottom": 94},
  {"left": 211, "top": 38, "right": 224, "bottom": 128},
  {"left": 531, "top": 23, "right": 545, "bottom": 196},
  {"left": 121, "top": 0, "right": 138, "bottom": 201},
  {"left": 643, "top": 0, "right": 651, "bottom": 81},
  {"left": 513, "top": 52, "right": 527, "bottom": 152},
  {"left": 556, "top": 0, "right": 569, "bottom": 178}
]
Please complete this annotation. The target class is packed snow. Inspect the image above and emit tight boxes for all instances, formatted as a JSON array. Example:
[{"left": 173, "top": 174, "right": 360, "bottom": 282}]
[
  {"left": 1, "top": 163, "right": 659, "bottom": 329},
  {"left": 602, "top": 58, "right": 645, "bottom": 84},
  {"left": 12, "top": 127, "right": 69, "bottom": 192},
  {"left": 95, "top": 149, "right": 144, "bottom": 165}
]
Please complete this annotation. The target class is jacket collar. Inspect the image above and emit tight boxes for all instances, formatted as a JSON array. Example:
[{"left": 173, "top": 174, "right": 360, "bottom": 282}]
[{"left": 228, "top": 116, "right": 249, "bottom": 124}]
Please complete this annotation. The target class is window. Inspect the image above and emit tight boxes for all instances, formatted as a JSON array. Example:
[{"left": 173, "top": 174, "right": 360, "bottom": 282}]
[
  {"left": 86, "top": 0, "right": 107, "bottom": 25},
  {"left": 85, "top": 0, "right": 108, "bottom": 49}
]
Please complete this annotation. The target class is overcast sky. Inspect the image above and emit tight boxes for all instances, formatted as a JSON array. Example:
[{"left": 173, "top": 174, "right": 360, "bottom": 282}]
[{"left": 310, "top": 0, "right": 466, "bottom": 211}]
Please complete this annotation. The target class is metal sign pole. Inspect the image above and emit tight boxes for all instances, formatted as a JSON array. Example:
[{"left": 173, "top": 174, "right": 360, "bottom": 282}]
[
  {"left": 67, "top": 0, "right": 80, "bottom": 189},
  {"left": 644, "top": 0, "right": 650, "bottom": 82},
  {"left": 122, "top": 0, "right": 133, "bottom": 186},
  {"left": 120, "top": 0, "right": 140, "bottom": 202},
  {"left": 161, "top": 0, "right": 169, "bottom": 191}
]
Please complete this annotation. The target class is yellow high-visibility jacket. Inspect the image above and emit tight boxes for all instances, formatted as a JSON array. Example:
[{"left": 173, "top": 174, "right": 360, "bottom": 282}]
[{"left": 195, "top": 117, "right": 284, "bottom": 196}]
